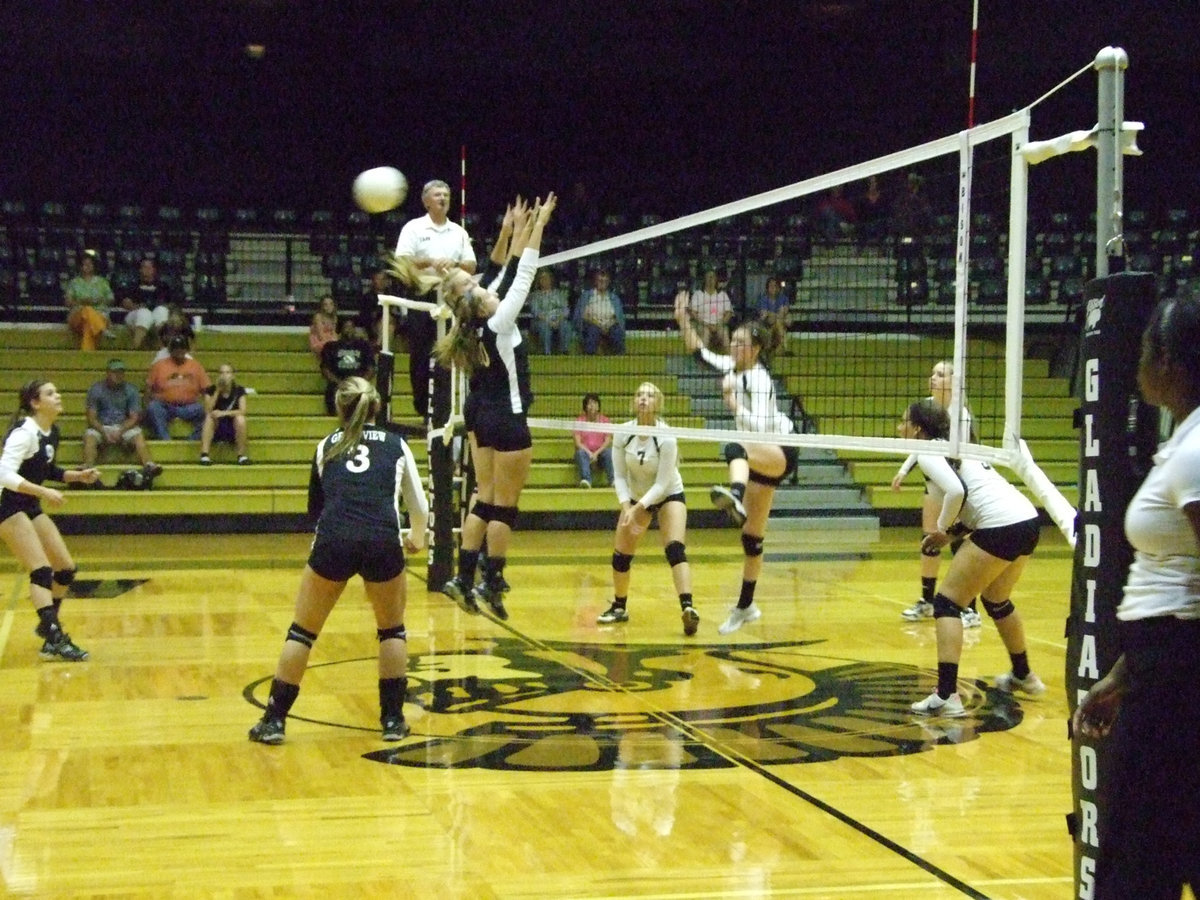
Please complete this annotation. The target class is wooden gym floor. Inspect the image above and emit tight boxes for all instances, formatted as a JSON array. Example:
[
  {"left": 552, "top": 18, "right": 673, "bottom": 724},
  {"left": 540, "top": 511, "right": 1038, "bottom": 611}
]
[{"left": 0, "top": 527, "right": 1093, "bottom": 898}]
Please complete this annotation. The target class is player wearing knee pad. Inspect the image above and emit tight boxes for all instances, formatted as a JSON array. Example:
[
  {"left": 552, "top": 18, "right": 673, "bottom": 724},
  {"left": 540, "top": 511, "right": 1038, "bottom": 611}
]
[{"left": 602, "top": 383, "right": 697, "bottom": 634}]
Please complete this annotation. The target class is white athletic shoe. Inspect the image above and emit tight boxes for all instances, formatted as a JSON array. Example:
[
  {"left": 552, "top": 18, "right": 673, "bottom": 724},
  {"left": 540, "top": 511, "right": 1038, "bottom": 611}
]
[
  {"left": 710, "top": 485, "right": 747, "bottom": 527},
  {"left": 901, "top": 600, "right": 934, "bottom": 621},
  {"left": 993, "top": 671, "right": 1046, "bottom": 695},
  {"left": 717, "top": 603, "right": 762, "bottom": 635},
  {"left": 910, "top": 691, "right": 967, "bottom": 717},
  {"left": 960, "top": 608, "right": 983, "bottom": 628}
]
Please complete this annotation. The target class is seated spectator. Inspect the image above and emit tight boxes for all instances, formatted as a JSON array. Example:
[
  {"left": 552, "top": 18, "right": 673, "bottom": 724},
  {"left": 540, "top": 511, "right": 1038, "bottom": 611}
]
[
  {"left": 200, "top": 364, "right": 250, "bottom": 465},
  {"left": 319, "top": 321, "right": 375, "bottom": 416},
  {"left": 151, "top": 304, "right": 196, "bottom": 363},
  {"left": 145, "top": 335, "right": 210, "bottom": 439},
  {"left": 309, "top": 295, "right": 339, "bottom": 358},
  {"left": 357, "top": 270, "right": 393, "bottom": 347},
  {"left": 753, "top": 276, "right": 791, "bottom": 354},
  {"left": 82, "top": 358, "right": 162, "bottom": 479},
  {"left": 120, "top": 257, "right": 172, "bottom": 349},
  {"left": 65, "top": 249, "right": 114, "bottom": 351},
  {"left": 572, "top": 269, "right": 626, "bottom": 355},
  {"left": 681, "top": 268, "right": 733, "bottom": 354},
  {"left": 528, "top": 268, "right": 572, "bottom": 354},
  {"left": 574, "top": 393, "right": 614, "bottom": 488},
  {"left": 814, "top": 186, "right": 857, "bottom": 241},
  {"left": 857, "top": 175, "right": 890, "bottom": 242}
]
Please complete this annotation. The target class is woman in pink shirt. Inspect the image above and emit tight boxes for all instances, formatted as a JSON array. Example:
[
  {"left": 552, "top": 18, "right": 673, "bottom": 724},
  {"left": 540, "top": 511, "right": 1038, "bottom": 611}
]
[
  {"left": 681, "top": 268, "right": 732, "bottom": 353},
  {"left": 574, "top": 393, "right": 614, "bottom": 488}
]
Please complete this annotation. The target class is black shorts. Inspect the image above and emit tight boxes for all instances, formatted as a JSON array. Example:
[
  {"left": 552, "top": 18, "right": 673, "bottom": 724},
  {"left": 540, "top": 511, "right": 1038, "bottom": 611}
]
[
  {"left": 308, "top": 534, "right": 406, "bottom": 583},
  {"left": 969, "top": 517, "right": 1040, "bottom": 561},
  {"left": 646, "top": 491, "right": 686, "bottom": 515},
  {"left": 748, "top": 444, "right": 800, "bottom": 487},
  {"left": 465, "top": 393, "right": 532, "bottom": 452},
  {"left": 0, "top": 491, "right": 43, "bottom": 526}
]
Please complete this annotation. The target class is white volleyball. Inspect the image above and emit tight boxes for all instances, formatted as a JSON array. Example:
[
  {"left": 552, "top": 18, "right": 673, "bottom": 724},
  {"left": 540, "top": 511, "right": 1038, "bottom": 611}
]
[{"left": 352, "top": 167, "right": 408, "bottom": 214}]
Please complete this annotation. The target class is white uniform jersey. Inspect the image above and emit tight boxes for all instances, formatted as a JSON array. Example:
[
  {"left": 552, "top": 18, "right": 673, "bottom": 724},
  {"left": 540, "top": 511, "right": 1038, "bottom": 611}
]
[
  {"left": 612, "top": 422, "right": 685, "bottom": 509},
  {"left": 697, "top": 348, "right": 793, "bottom": 434},
  {"left": 917, "top": 449, "right": 1037, "bottom": 532}
]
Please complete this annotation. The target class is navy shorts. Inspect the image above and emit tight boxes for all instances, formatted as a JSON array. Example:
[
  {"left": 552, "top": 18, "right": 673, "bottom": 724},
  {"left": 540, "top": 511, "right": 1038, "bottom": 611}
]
[
  {"left": 0, "top": 491, "right": 43, "bottom": 526},
  {"left": 465, "top": 394, "right": 532, "bottom": 452},
  {"left": 213, "top": 417, "right": 236, "bottom": 444},
  {"left": 970, "top": 517, "right": 1040, "bottom": 562},
  {"left": 308, "top": 534, "right": 406, "bottom": 583}
]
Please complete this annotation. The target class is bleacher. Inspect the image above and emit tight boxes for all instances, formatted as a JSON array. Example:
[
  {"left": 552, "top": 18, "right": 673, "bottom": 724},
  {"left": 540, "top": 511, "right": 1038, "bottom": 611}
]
[{"left": 0, "top": 196, "right": 1142, "bottom": 537}]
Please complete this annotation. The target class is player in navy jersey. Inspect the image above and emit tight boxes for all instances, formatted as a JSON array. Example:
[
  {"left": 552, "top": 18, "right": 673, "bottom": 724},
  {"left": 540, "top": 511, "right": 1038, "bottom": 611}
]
[
  {"left": 675, "top": 307, "right": 798, "bottom": 635},
  {"left": 597, "top": 382, "right": 698, "bottom": 635},
  {"left": 249, "top": 376, "right": 428, "bottom": 745},
  {"left": 0, "top": 380, "right": 100, "bottom": 661},
  {"left": 898, "top": 398, "right": 1045, "bottom": 718},
  {"left": 428, "top": 193, "right": 556, "bottom": 621}
]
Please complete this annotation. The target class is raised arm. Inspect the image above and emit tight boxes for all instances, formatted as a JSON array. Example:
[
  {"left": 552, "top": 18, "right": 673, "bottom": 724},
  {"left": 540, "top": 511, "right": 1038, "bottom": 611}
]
[{"left": 673, "top": 292, "right": 703, "bottom": 353}]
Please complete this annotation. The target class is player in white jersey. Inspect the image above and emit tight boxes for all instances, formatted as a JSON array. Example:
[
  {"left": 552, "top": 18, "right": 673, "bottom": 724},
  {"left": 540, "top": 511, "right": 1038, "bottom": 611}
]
[
  {"left": 892, "top": 360, "right": 982, "bottom": 627},
  {"left": 675, "top": 305, "right": 798, "bottom": 635},
  {"left": 898, "top": 399, "right": 1046, "bottom": 718},
  {"left": 596, "top": 382, "right": 697, "bottom": 636}
]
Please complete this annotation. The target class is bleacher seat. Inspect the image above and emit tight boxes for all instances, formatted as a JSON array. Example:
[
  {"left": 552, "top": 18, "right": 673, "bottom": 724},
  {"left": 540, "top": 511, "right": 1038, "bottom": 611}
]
[
  {"left": 322, "top": 252, "right": 355, "bottom": 278},
  {"left": 331, "top": 274, "right": 362, "bottom": 304},
  {"left": 271, "top": 208, "right": 298, "bottom": 231},
  {"left": 1154, "top": 228, "right": 1187, "bottom": 257},
  {"left": 232, "top": 208, "right": 260, "bottom": 229},
  {"left": 26, "top": 269, "right": 61, "bottom": 302},
  {"left": 1025, "top": 276, "right": 1050, "bottom": 304}
]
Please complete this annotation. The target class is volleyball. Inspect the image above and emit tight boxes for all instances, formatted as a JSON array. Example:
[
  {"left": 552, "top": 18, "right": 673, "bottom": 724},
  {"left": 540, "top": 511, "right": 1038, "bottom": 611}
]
[{"left": 352, "top": 166, "right": 408, "bottom": 214}]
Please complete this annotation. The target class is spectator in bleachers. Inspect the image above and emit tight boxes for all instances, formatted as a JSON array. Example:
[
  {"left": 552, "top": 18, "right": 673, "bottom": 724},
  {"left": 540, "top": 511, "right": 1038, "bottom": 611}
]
[
  {"left": 309, "top": 295, "right": 339, "bottom": 358},
  {"left": 319, "top": 321, "right": 375, "bottom": 416},
  {"left": 119, "top": 257, "right": 172, "bottom": 350},
  {"left": 857, "top": 175, "right": 890, "bottom": 242},
  {"left": 574, "top": 268, "right": 626, "bottom": 355},
  {"left": 814, "top": 186, "right": 857, "bottom": 242},
  {"left": 82, "top": 358, "right": 162, "bottom": 478},
  {"left": 752, "top": 276, "right": 791, "bottom": 355},
  {"left": 199, "top": 364, "right": 250, "bottom": 465},
  {"left": 574, "top": 393, "right": 614, "bottom": 488},
  {"left": 145, "top": 335, "right": 210, "bottom": 439},
  {"left": 679, "top": 268, "right": 732, "bottom": 354},
  {"left": 357, "top": 270, "right": 392, "bottom": 348},
  {"left": 151, "top": 304, "right": 195, "bottom": 363},
  {"left": 393, "top": 179, "right": 476, "bottom": 420},
  {"left": 528, "top": 268, "right": 572, "bottom": 354},
  {"left": 64, "top": 249, "right": 114, "bottom": 351},
  {"left": 891, "top": 172, "right": 934, "bottom": 239}
]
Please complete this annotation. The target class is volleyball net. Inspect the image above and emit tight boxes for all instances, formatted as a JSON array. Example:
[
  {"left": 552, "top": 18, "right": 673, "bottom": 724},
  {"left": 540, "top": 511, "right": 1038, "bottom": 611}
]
[{"left": 379, "top": 49, "right": 1148, "bottom": 564}]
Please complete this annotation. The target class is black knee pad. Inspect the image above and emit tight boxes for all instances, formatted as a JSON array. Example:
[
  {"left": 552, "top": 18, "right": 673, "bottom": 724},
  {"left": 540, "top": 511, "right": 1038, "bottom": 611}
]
[
  {"left": 932, "top": 592, "right": 962, "bottom": 619},
  {"left": 491, "top": 505, "right": 518, "bottom": 528},
  {"left": 471, "top": 501, "right": 496, "bottom": 523},
  {"left": 612, "top": 551, "right": 634, "bottom": 573},
  {"left": 377, "top": 625, "right": 407, "bottom": 642},
  {"left": 664, "top": 541, "right": 688, "bottom": 568},
  {"left": 982, "top": 598, "right": 1015, "bottom": 620},
  {"left": 741, "top": 533, "right": 765, "bottom": 557},
  {"left": 723, "top": 442, "right": 748, "bottom": 463},
  {"left": 286, "top": 622, "right": 318, "bottom": 648},
  {"left": 30, "top": 566, "right": 53, "bottom": 590},
  {"left": 53, "top": 567, "right": 77, "bottom": 587},
  {"left": 920, "top": 534, "right": 942, "bottom": 558}
]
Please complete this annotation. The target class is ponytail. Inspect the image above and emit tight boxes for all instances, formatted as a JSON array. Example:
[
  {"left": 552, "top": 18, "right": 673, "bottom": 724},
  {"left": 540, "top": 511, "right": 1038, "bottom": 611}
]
[{"left": 324, "top": 376, "right": 379, "bottom": 463}]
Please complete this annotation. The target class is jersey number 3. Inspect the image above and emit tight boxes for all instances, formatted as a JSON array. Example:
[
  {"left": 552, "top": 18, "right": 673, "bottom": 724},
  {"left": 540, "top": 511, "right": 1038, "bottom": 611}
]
[{"left": 346, "top": 444, "right": 371, "bottom": 473}]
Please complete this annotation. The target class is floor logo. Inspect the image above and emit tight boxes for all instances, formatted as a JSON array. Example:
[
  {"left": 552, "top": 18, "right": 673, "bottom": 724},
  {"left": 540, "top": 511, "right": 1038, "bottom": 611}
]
[{"left": 360, "top": 638, "right": 1024, "bottom": 771}]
